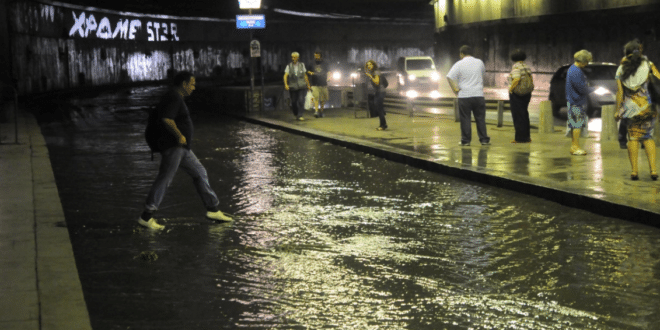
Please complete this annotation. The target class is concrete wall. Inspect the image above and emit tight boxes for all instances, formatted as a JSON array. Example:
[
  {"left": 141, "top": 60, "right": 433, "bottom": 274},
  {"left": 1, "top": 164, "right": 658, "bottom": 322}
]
[
  {"left": 6, "top": 0, "right": 435, "bottom": 95},
  {"left": 432, "top": 2, "right": 660, "bottom": 91},
  {"left": 432, "top": 0, "right": 660, "bottom": 28}
]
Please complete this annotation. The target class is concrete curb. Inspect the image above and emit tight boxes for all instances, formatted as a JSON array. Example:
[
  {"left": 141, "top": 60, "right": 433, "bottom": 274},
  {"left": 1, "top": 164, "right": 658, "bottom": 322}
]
[{"left": 0, "top": 111, "right": 92, "bottom": 330}]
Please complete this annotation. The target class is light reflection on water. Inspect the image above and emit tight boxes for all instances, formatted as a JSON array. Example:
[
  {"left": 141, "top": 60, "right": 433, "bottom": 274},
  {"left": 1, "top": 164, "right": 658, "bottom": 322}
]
[{"left": 36, "top": 86, "right": 660, "bottom": 329}]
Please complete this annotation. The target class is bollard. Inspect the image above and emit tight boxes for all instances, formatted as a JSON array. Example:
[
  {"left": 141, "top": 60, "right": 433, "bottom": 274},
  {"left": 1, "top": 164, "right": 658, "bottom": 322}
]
[
  {"left": 408, "top": 99, "right": 414, "bottom": 118},
  {"left": 538, "top": 100, "right": 554, "bottom": 133},
  {"left": 600, "top": 105, "right": 618, "bottom": 141},
  {"left": 453, "top": 98, "right": 460, "bottom": 122},
  {"left": 497, "top": 100, "right": 504, "bottom": 127}
]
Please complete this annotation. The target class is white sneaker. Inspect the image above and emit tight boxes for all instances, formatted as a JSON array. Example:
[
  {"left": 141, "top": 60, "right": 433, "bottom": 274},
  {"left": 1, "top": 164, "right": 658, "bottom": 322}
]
[
  {"left": 206, "top": 211, "right": 233, "bottom": 222},
  {"left": 138, "top": 218, "right": 165, "bottom": 230}
]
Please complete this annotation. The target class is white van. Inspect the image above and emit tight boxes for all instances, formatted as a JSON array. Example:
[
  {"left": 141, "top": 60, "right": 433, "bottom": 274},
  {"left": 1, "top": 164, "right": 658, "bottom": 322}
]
[{"left": 395, "top": 56, "right": 441, "bottom": 98}]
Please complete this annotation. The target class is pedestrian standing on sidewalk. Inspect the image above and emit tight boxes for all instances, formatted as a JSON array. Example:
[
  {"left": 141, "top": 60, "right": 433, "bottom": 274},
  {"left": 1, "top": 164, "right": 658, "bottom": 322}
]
[
  {"left": 615, "top": 40, "right": 659, "bottom": 181},
  {"left": 447, "top": 45, "right": 490, "bottom": 146},
  {"left": 284, "top": 52, "right": 311, "bottom": 121},
  {"left": 617, "top": 38, "right": 644, "bottom": 150},
  {"left": 307, "top": 52, "right": 330, "bottom": 118},
  {"left": 507, "top": 49, "right": 534, "bottom": 143},
  {"left": 365, "top": 59, "right": 387, "bottom": 130},
  {"left": 565, "top": 49, "right": 592, "bottom": 156},
  {"left": 138, "top": 71, "right": 232, "bottom": 230}
]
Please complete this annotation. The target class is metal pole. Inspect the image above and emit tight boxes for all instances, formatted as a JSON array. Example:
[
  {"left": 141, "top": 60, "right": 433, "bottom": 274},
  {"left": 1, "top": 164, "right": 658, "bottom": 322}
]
[
  {"left": 13, "top": 86, "right": 18, "bottom": 144},
  {"left": 249, "top": 9, "right": 254, "bottom": 113},
  {"left": 497, "top": 100, "right": 504, "bottom": 127},
  {"left": 261, "top": 64, "right": 265, "bottom": 112}
]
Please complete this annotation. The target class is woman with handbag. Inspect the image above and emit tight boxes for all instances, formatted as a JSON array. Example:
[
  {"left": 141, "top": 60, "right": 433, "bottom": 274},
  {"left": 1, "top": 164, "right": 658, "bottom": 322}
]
[
  {"left": 615, "top": 40, "right": 660, "bottom": 180},
  {"left": 508, "top": 49, "right": 534, "bottom": 143},
  {"left": 365, "top": 60, "right": 387, "bottom": 131}
]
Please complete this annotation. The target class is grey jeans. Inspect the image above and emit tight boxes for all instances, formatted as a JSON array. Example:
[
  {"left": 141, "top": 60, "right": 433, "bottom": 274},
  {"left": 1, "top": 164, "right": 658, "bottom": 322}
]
[{"left": 144, "top": 146, "right": 219, "bottom": 212}]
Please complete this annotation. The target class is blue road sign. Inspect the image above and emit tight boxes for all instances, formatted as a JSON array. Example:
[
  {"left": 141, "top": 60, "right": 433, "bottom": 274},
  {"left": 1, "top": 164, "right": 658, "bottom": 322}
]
[{"left": 236, "top": 15, "right": 266, "bottom": 29}]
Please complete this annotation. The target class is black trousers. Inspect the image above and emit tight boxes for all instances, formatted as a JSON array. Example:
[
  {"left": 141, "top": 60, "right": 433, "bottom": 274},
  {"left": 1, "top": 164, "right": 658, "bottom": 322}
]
[
  {"left": 509, "top": 93, "right": 532, "bottom": 142},
  {"left": 289, "top": 89, "right": 305, "bottom": 118}
]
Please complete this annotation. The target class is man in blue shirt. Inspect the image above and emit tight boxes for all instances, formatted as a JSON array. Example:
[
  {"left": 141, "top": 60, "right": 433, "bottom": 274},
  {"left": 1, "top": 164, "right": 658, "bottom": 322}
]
[
  {"left": 565, "top": 49, "right": 593, "bottom": 155},
  {"left": 447, "top": 45, "right": 490, "bottom": 146}
]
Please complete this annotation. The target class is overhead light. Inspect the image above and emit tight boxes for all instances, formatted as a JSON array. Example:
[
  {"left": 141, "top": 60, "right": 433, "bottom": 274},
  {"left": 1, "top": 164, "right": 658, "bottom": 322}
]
[{"left": 239, "top": 0, "right": 261, "bottom": 9}]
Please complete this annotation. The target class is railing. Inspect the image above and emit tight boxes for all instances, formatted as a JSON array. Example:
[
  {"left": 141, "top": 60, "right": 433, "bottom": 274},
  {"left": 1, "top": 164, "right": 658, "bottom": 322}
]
[
  {"left": 379, "top": 92, "right": 512, "bottom": 127},
  {"left": 0, "top": 82, "right": 19, "bottom": 144}
]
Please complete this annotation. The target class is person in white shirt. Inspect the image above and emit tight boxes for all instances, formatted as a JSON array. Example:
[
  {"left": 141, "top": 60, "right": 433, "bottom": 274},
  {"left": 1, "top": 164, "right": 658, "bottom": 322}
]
[
  {"left": 447, "top": 45, "right": 490, "bottom": 146},
  {"left": 283, "top": 52, "right": 311, "bottom": 121}
]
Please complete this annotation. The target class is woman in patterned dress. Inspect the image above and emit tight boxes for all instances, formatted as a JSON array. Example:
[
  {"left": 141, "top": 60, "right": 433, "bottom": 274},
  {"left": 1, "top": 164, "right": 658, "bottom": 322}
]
[{"left": 615, "top": 40, "right": 660, "bottom": 180}]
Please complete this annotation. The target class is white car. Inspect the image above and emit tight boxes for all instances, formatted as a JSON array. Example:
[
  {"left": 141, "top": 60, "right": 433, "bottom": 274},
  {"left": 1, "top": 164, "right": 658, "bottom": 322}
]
[{"left": 395, "top": 56, "right": 441, "bottom": 98}]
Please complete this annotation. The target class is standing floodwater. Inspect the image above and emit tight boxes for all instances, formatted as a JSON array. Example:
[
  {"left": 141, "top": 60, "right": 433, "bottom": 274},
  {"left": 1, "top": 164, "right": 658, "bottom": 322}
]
[{"left": 34, "top": 86, "right": 660, "bottom": 329}]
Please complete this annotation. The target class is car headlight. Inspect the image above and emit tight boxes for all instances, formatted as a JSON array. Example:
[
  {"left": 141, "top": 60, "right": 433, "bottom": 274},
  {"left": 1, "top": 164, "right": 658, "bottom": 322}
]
[
  {"left": 399, "top": 74, "right": 405, "bottom": 86},
  {"left": 430, "top": 90, "right": 441, "bottom": 99},
  {"left": 408, "top": 74, "right": 416, "bottom": 81},
  {"left": 332, "top": 71, "right": 341, "bottom": 80},
  {"left": 406, "top": 90, "right": 418, "bottom": 98},
  {"left": 431, "top": 72, "right": 440, "bottom": 82},
  {"left": 593, "top": 86, "right": 611, "bottom": 96}
]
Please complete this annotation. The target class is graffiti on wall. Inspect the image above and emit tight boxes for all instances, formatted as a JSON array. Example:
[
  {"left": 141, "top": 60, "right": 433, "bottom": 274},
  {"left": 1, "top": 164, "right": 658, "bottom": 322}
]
[{"left": 68, "top": 11, "right": 180, "bottom": 41}]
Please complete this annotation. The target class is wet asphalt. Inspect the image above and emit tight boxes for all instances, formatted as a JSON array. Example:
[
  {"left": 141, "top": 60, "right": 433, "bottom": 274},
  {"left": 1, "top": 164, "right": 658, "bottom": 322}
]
[{"left": 11, "top": 84, "right": 660, "bottom": 329}]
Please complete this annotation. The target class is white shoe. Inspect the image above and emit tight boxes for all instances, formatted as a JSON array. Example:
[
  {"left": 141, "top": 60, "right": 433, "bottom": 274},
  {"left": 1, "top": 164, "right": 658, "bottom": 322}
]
[
  {"left": 206, "top": 210, "right": 233, "bottom": 221},
  {"left": 137, "top": 218, "right": 165, "bottom": 230}
]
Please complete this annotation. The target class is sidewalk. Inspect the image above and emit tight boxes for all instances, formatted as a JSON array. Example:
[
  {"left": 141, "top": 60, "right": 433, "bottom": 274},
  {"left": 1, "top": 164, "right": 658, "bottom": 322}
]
[
  {"left": 241, "top": 106, "right": 660, "bottom": 225},
  {"left": 0, "top": 106, "right": 91, "bottom": 329}
]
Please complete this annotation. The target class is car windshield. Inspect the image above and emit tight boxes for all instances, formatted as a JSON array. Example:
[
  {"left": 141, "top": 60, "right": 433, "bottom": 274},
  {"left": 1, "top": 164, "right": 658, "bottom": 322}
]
[
  {"left": 583, "top": 66, "right": 617, "bottom": 80},
  {"left": 406, "top": 59, "right": 433, "bottom": 71}
]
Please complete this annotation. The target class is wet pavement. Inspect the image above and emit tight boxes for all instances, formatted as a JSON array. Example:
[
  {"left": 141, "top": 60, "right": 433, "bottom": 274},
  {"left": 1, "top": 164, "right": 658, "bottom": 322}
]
[
  {"left": 3, "top": 84, "right": 660, "bottom": 329},
  {"left": 240, "top": 86, "right": 660, "bottom": 224}
]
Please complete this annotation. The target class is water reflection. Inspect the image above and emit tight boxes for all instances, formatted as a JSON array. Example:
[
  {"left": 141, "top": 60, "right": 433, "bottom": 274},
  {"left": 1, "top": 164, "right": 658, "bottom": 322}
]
[{"left": 36, "top": 86, "right": 660, "bottom": 329}]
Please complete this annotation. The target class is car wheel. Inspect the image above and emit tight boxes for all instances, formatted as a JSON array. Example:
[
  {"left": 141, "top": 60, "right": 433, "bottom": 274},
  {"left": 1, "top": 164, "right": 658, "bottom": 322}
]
[{"left": 552, "top": 102, "right": 567, "bottom": 120}]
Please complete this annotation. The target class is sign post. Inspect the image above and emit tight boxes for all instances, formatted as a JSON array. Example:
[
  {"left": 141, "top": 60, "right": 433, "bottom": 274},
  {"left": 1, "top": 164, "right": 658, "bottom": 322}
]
[
  {"left": 249, "top": 40, "right": 261, "bottom": 112},
  {"left": 235, "top": 10, "right": 265, "bottom": 112},
  {"left": 236, "top": 15, "right": 266, "bottom": 29}
]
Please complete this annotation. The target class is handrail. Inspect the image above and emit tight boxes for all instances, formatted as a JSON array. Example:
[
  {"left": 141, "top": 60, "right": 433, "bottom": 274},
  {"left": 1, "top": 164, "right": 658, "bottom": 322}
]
[
  {"left": 0, "top": 81, "right": 19, "bottom": 144},
  {"left": 380, "top": 93, "right": 511, "bottom": 127}
]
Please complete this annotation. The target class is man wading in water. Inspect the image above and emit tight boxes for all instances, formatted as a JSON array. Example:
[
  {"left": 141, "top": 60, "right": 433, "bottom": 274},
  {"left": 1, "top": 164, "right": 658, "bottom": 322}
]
[{"left": 139, "top": 71, "right": 232, "bottom": 229}]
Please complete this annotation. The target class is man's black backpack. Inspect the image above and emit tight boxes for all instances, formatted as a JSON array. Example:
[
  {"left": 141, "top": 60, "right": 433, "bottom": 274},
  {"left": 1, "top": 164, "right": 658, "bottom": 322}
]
[{"left": 144, "top": 106, "right": 162, "bottom": 159}]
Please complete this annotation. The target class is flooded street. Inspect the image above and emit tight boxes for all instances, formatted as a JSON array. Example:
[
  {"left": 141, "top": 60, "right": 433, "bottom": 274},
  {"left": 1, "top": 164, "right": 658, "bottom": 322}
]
[{"left": 34, "top": 86, "right": 660, "bottom": 329}]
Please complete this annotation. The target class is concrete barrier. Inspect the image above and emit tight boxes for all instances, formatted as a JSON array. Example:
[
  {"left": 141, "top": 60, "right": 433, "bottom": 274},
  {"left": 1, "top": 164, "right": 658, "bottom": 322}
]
[
  {"left": 600, "top": 105, "right": 618, "bottom": 141},
  {"left": 538, "top": 101, "right": 554, "bottom": 133}
]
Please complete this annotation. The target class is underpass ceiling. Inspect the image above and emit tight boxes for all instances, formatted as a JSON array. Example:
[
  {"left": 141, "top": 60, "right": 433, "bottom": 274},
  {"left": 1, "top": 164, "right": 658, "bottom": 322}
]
[{"left": 57, "top": 0, "right": 434, "bottom": 20}]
